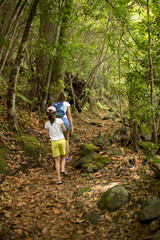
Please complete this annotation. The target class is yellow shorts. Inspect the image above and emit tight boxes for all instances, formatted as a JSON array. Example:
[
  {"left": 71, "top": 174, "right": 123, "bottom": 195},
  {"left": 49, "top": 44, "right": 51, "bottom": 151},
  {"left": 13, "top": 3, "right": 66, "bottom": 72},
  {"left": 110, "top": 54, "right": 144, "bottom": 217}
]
[{"left": 51, "top": 139, "right": 66, "bottom": 157}]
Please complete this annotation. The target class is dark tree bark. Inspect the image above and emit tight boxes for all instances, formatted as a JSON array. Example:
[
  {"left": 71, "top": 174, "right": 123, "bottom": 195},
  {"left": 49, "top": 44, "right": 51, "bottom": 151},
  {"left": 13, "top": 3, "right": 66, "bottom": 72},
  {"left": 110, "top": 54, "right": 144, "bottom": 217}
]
[
  {"left": 37, "top": 0, "right": 60, "bottom": 112},
  {"left": 0, "top": 0, "right": 28, "bottom": 74},
  {"left": 7, "top": 0, "right": 39, "bottom": 129},
  {"left": 0, "top": 0, "right": 22, "bottom": 60},
  {"left": 51, "top": 0, "right": 73, "bottom": 101}
]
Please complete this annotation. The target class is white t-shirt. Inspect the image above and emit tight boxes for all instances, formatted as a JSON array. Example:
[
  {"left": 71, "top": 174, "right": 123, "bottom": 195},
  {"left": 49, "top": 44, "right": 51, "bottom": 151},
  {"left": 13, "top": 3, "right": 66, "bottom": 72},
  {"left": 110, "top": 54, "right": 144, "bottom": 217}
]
[{"left": 45, "top": 119, "right": 65, "bottom": 141}]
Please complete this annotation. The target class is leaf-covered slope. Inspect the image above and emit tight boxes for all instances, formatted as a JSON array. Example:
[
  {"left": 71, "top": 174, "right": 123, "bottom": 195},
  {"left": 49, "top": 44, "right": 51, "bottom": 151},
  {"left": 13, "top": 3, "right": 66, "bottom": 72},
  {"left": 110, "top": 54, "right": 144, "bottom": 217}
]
[{"left": 0, "top": 107, "right": 159, "bottom": 240}]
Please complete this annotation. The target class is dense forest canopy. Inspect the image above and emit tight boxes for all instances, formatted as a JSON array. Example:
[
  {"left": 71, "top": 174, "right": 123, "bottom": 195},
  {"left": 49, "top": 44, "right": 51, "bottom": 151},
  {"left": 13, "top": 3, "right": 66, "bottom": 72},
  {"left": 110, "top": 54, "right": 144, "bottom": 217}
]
[{"left": 0, "top": 0, "right": 160, "bottom": 149}]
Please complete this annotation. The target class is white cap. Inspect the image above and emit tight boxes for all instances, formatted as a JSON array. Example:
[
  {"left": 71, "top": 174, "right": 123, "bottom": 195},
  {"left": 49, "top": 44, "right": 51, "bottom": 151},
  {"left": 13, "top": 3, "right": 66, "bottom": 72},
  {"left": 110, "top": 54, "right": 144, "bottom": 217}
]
[{"left": 47, "top": 106, "right": 56, "bottom": 113}]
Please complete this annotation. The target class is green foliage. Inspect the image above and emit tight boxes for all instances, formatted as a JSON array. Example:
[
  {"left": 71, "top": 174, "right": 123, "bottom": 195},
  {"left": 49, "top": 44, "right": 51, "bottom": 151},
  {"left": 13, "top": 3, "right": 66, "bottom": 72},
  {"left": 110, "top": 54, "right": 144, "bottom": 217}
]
[
  {"left": 97, "top": 101, "right": 109, "bottom": 110},
  {"left": 0, "top": 34, "right": 9, "bottom": 49},
  {"left": 139, "top": 141, "right": 159, "bottom": 157},
  {"left": 151, "top": 157, "right": 160, "bottom": 164},
  {"left": 0, "top": 76, "right": 7, "bottom": 88},
  {"left": 0, "top": 143, "right": 8, "bottom": 174},
  {"left": 78, "top": 186, "right": 91, "bottom": 196},
  {"left": 16, "top": 92, "right": 32, "bottom": 104},
  {"left": 1, "top": 0, "right": 160, "bottom": 150}
]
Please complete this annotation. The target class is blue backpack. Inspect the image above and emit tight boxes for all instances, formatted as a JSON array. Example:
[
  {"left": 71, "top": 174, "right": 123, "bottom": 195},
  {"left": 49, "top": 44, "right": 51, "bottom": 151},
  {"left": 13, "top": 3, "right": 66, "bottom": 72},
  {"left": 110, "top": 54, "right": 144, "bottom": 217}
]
[{"left": 53, "top": 101, "right": 65, "bottom": 118}]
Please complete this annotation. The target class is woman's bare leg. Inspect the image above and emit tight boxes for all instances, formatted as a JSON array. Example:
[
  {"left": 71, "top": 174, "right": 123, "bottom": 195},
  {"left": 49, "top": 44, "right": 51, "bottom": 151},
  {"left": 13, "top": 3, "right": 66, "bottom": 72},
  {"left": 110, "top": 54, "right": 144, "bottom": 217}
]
[{"left": 65, "top": 131, "right": 70, "bottom": 157}]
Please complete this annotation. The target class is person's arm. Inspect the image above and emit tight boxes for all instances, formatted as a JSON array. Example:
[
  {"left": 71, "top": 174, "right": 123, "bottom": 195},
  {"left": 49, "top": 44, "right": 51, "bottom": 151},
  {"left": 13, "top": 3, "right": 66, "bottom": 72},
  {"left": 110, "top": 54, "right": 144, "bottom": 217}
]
[
  {"left": 66, "top": 106, "right": 73, "bottom": 133},
  {"left": 45, "top": 129, "right": 50, "bottom": 146},
  {"left": 61, "top": 123, "right": 67, "bottom": 139}
]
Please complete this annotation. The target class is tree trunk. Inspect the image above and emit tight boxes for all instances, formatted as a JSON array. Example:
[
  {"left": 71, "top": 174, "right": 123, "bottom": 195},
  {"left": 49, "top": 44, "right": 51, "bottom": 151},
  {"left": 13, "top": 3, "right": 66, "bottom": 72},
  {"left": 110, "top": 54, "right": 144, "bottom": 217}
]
[
  {"left": 0, "top": 0, "right": 27, "bottom": 75},
  {"left": 51, "top": 0, "right": 73, "bottom": 100},
  {"left": 7, "top": 0, "right": 39, "bottom": 129},
  {"left": 36, "top": 1, "right": 60, "bottom": 112},
  {"left": 69, "top": 73, "right": 76, "bottom": 110},
  {"left": 40, "top": 63, "right": 53, "bottom": 112},
  {"left": 117, "top": 30, "right": 124, "bottom": 118},
  {"left": 0, "top": 0, "right": 22, "bottom": 61},
  {"left": 128, "top": 92, "right": 140, "bottom": 151},
  {"left": 147, "top": 0, "right": 157, "bottom": 143}
]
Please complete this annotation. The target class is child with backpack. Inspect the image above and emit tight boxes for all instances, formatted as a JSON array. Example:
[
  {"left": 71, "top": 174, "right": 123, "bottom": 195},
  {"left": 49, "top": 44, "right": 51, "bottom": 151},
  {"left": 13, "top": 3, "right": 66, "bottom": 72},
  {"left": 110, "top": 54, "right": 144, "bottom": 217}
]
[
  {"left": 45, "top": 106, "right": 68, "bottom": 184},
  {"left": 53, "top": 92, "right": 74, "bottom": 162}
]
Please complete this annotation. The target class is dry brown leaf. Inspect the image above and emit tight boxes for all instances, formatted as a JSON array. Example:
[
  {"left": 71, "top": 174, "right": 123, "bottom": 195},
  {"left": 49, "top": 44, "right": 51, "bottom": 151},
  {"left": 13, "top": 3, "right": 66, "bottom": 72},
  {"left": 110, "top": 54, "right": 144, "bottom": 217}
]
[
  {"left": 77, "top": 229, "right": 84, "bottom": 234},
  {"left": 14, "top": 229, "right": 23, "bottom": 235},
  {"left": 53, "top": 207, "right": 60, "bottom": 214},
  {"left": 35, "top": 207, "right": 40, "bottom": 217},
  {"left": 17, "top": 201, "right": 26, "bottom": 207},
  {"left": 4, "top": 211, "right": 12, "bottom": 218},
  {"left": 42, "top": 227, "right": 48, "bottom": 234},
  {"left": 76, "top": 218, "right": 86, "bottom": 223},
  {"left": 104, "top": 212, "right": 112, "bottom": 222},
  {"left": 132, "top": 174, "right": 141, "bottom": 180},
  {"left": 76, "top": 212, "right": 83, "bottom": 218}
]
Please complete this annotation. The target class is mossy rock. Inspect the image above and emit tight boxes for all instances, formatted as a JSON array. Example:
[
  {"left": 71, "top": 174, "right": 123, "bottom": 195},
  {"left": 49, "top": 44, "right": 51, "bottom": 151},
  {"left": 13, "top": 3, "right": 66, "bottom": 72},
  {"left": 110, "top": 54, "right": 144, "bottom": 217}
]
[
  {"left": 78, "top": 186, "right": 91, "bottom": 196},
  {"left": 91, "top": 152, "right": 101, "bottom": 160},
  {"left": 111, "top": 147, "right": 124, "bottom": 157},
  {"left": 98, "top": 185, "right": 129, "bottom": 211},
  {"left": 17, "top": 134, "right": 48, "bottom": 160},
  {"left": 80, "top": 144, "right": 97, "bottom": 156},
  {"left": 76, "top": 152, "right": 101, "bottom": 168},
  {"left": 95, "top": 162, "right": 104, "bottom": 168},
  {"left": 87, "top": 164, "right": 99, "bottom": 173},
  {"left": 107, "top": 132, "right": 114, "bottom": 142},
  {"left": 76, "top": 155, "right": 95, "bottom": 167},
  {"left": 92, "top": 133, "right": 109, "bottom": 147},
  {"left": 0, "top": 144, "right": 8, "bottom": 174},
  {"left": 81, "top": 163, "right": 90, "bottom": 171},
  {"left": 97, "top": 157, "right": 110, "bottom": 165},
  {"left": 118, "top": 126, "right": 130, "bottom": 135}
]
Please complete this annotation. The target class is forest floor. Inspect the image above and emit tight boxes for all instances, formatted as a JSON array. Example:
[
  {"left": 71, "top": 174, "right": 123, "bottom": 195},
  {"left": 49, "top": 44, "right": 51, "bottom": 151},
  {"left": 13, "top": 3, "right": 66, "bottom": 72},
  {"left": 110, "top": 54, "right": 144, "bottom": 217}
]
[{"left": 0, "top": 106, "right": 160, "bottom": 240}]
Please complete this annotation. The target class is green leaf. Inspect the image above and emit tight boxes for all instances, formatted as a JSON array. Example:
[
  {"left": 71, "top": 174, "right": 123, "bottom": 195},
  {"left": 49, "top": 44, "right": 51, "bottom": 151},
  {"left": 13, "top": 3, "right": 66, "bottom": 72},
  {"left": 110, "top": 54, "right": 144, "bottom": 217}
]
[{"left": 16, "top": 93, "right": 31, "bottom": 104}]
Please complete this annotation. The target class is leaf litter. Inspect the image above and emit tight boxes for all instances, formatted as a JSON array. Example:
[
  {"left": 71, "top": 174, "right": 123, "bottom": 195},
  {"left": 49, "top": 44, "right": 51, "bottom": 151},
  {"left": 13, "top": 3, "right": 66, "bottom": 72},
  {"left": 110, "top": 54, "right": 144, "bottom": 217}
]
[{"left": 0, "top": 109, "right": 159, "bottom": 240}]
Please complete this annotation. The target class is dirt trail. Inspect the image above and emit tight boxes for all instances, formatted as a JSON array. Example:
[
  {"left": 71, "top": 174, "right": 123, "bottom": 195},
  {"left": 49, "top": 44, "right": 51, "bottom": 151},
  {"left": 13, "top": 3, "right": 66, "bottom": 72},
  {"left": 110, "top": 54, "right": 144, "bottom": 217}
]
[{"left": 0, "top": 111, "right": 159, "bottom": 240}]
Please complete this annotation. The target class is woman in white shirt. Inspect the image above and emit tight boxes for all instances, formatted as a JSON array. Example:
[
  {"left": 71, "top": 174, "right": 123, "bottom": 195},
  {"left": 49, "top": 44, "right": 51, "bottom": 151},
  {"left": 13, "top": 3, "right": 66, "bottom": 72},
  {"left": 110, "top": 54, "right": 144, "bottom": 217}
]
[{"left": 54, "top": 92, "right": 74, "bottom": 162}]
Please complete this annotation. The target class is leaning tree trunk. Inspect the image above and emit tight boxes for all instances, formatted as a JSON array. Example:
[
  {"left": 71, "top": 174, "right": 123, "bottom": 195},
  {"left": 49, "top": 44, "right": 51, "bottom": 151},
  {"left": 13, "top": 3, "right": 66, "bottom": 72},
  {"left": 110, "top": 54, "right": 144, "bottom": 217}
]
[
  {"left": 7, "top": 0, "right": 39, "bottom": 129},
  {"left": 0, "top": 0, "right": 22, "bottom": 61},
  {"left": 0, "top": 0, "right": 28, "bottom": 75}
]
